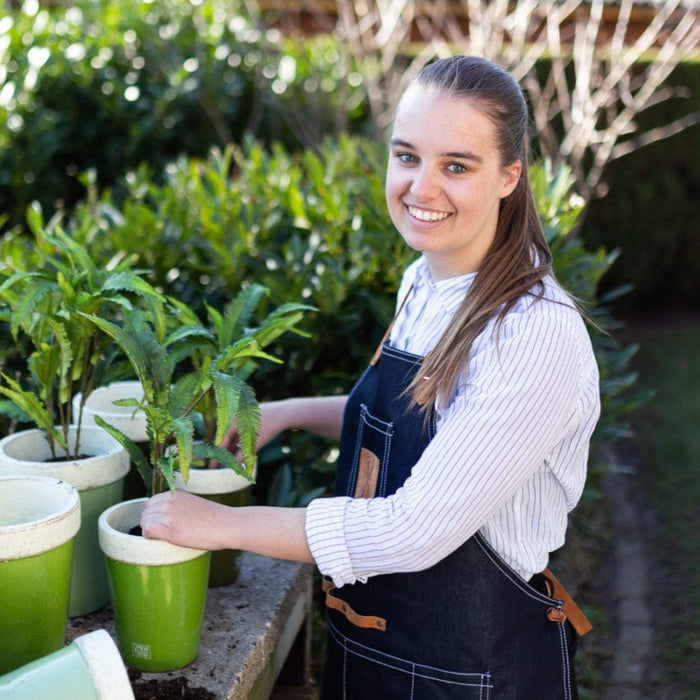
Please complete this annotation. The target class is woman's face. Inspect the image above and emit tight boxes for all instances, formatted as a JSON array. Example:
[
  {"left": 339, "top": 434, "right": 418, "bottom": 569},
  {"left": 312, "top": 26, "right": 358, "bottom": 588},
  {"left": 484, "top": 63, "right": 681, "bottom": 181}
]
[{"left": 385, "top": 84, "right": 521, "bottom": 280}]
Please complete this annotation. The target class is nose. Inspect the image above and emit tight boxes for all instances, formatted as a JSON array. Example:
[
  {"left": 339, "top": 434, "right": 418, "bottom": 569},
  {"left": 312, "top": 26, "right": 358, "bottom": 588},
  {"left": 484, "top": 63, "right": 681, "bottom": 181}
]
[{"left": 410, "top": 166, "right": 440, "bottom": 201}]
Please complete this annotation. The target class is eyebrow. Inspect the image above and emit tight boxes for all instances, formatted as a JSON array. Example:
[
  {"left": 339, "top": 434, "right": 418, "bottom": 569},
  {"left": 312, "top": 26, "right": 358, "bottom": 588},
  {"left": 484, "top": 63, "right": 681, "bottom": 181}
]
[{"left": 389, "top": 138, "right": 483, "bottom": 163}]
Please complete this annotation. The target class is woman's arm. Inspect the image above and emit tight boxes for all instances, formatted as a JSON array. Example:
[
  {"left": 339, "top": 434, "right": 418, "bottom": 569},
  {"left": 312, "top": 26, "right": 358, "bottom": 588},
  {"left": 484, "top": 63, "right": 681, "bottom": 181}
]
[
  {"left": 221, "top": 395, "right": 348, "bottom": 456},
  {"left": 140, "top": 396, "right": 348, "bottom": 557},
  {"left": 140, "top": 490, "right": 315, "bottom": 564}
]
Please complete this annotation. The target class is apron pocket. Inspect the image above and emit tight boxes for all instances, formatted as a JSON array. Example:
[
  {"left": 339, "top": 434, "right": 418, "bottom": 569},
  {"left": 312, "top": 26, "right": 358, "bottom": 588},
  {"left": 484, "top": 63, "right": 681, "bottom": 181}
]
[
  {"left": 346, "top": 404, "right": 394, "bottom": 498},
  {"left": 326, "top": 620, "right": 492, "bottom": 700}
]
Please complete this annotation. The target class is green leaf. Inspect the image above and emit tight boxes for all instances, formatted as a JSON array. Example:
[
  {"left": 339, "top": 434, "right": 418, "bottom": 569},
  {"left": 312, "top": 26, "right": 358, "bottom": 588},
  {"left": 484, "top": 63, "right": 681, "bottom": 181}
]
[
  {"left": 82, "top": 309, "right": 172, "bottom": 402},
  {"left": 25, "top": 201, "right": 45, "bottom": 238},
  {"left": 101, "top": 271, "right": 165, "bottom": 302},
  {"left": 170, "top": 371, "right": 207, "bottom": 418},
  {"left": 233, "top": 382, "right": 260, "bottom": 477},
  {"left": 94, "top": 414, "right": 153, "bottom": 494},
  {"left": 171, "top": 415, "right": 195, "bottom": 486},
  {"left": 157, "top": 453, "right": 177, "bottom": 493},
  {"left": 191, "top": 442, "right": 252, "bottom": 480},
  {"left": 213, "top": 283, "right": 269, "bottom": 347},
  {"left": 44, "top": 319, "right": 74, "bottom": 407},
  {"left": 211, "top": 370, "right": 243, "bottom": 444},
  {"left": 0, "top": 373, "right": 61, "bottom": 444}
]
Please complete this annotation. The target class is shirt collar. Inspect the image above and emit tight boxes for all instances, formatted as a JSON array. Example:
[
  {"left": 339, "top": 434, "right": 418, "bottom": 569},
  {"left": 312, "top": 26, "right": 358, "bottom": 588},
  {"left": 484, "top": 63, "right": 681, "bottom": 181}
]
[{"left": 413, "top": 256, "right": 476, "bottom": 314}]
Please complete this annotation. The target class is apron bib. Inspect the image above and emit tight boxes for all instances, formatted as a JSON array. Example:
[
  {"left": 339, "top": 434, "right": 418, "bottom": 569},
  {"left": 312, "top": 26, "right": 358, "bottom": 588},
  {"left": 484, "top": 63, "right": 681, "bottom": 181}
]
[{"left": 321, "top": 343, "right": 578, "bottom": 699}]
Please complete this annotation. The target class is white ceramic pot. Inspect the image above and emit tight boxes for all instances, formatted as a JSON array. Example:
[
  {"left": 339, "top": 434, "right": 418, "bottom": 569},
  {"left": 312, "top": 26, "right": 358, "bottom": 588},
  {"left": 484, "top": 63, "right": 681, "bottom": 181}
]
[
  {"left": 73, "top": 381, "right": 147, "bottom": 442},
  {"left": 73, "top": 380, "right": 149, "bottom": 499}
]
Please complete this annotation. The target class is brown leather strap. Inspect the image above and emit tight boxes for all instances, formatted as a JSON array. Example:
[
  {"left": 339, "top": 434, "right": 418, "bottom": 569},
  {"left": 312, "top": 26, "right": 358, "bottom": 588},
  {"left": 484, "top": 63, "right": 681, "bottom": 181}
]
[
  {"left": 542, "top": 567, "right": 593, "bottom": 637},
  {"left": 322, "top": 577, "right": 386, "bottom": 631}
]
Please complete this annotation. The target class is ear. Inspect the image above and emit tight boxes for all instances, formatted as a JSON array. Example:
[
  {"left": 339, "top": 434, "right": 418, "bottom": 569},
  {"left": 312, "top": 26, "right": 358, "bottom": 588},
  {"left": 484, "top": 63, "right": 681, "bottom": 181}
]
[{"left": 499, "top": 160, "right": 522, "bottom": 199}]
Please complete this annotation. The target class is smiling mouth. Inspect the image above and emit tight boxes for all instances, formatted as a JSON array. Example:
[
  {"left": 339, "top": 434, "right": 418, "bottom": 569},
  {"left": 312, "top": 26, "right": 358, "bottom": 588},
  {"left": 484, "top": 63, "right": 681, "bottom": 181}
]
[{"left": 407, "top": 206, "right": 451, "bottom": 222}]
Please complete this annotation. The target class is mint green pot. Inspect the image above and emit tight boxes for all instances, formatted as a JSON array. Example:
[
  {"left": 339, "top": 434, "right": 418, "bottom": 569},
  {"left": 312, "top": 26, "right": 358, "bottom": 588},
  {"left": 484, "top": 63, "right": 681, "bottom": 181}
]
[
  {"left": 98, "top": 498, "right": 210, "bottom": 672},
  {"left": 175, "top": 464, "right": 255, "bottom": 587},
  {"left": 0, "top": 629, "right": 134, "bottom": 700},
  {"left": 0, "top": 475, "right": 80, "bottom": 675},
  {"left": 0, "top": 426, "right": 130, "bottom": 617}
]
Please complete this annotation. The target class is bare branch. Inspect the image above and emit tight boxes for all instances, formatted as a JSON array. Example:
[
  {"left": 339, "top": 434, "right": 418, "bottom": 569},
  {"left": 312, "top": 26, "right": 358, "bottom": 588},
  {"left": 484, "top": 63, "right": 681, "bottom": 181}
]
[{"left": 256, "top": 0, "right": 700, "bottom": 201}]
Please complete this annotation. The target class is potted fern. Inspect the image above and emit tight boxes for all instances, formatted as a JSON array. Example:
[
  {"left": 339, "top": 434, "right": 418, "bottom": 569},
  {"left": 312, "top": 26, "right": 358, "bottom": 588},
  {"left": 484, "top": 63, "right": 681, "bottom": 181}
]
[
  {"left": 0, "top": 203, "right": 163, "bottom": 617},
  {"left": 93, "top": 286, "right": 312, "bottom": 671},
  {"left": 170, "top": 284, "right": 314, "bottom": 586}
]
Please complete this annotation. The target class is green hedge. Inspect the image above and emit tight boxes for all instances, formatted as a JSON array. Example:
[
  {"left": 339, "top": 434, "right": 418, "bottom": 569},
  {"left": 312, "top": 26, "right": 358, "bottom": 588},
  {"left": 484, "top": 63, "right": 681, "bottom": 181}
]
[
  {"left": 0, "top": 0, "right": 367, "bottom": 230},
  {"left": 580, "top": 61, "right": 700, "bottom": 314}
]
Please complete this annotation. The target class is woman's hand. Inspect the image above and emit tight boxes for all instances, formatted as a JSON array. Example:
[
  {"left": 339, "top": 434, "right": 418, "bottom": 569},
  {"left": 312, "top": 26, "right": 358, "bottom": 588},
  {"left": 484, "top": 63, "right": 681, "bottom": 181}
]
[
  {"left": 219, "top": 400, "right": 293, "bottom": 462},
  {"left": 140, "top": 490, "right": 228, "bottom": 550}
]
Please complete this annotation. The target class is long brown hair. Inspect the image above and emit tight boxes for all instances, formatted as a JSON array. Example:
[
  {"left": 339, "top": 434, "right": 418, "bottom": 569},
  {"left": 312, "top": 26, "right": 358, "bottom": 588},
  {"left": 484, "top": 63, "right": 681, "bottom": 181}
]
[{"left": 403, "top": 56, "right": 553, "bottom": 412}]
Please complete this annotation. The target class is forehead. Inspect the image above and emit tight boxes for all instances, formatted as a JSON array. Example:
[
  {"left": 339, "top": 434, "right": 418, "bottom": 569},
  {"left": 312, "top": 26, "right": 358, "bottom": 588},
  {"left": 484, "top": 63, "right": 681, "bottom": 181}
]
[{"left": 392, "top": 84, "right": 499, "bottom": 154}]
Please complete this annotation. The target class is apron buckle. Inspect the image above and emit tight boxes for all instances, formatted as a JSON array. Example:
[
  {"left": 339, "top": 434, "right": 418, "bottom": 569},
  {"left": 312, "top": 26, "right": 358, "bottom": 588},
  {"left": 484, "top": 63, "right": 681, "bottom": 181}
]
[{"left": 543, "top": 567, "right": 593, "bottom": 636}]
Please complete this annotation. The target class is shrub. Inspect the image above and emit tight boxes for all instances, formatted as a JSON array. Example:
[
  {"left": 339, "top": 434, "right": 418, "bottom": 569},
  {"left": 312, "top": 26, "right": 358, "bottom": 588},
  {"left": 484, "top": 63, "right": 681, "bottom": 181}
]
[
  {"left": 580, "top": 61, "right": 700, "bottom": 313},
  {"left": 0, "top": 0, "right": 369, "bottom": 231}
]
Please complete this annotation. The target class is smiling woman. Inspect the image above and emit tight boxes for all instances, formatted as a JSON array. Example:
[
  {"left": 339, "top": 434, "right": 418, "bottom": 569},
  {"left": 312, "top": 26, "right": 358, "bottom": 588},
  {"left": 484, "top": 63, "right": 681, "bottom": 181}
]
[{"left": 140, "top": 55, "right": 600, "bottom": 700}]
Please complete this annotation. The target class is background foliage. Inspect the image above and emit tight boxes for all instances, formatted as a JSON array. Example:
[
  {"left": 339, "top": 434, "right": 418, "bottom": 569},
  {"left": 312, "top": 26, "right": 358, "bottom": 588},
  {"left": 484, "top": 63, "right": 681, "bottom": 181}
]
[
  {"left": 1, "top": 0, "right": 698, "bottom": 314},
  {"left": 0, "top": 0, "right": 368, "bottom": 230},
  {"left": 580, "top": 60, "right": 700, "bottom": 314}
]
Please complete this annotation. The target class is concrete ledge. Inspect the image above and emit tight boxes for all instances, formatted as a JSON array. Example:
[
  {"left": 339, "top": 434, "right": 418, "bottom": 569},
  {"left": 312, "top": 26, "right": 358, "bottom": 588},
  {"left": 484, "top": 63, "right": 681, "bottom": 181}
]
[{"left": 68, "top": 552, "right": 314, "bottom": 699}]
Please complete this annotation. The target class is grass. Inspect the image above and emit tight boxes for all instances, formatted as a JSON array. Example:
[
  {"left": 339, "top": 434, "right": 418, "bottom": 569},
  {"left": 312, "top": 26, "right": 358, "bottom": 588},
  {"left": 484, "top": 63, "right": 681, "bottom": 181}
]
[{"left": 623, "top": 319, "right": 700, "bottom": 698}]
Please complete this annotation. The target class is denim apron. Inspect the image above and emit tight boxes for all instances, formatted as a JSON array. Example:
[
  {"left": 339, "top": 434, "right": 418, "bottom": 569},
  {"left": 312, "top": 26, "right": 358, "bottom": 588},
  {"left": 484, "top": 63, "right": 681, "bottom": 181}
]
[{"left": 321, "top": 342, "right": 579, "bottom": 699}]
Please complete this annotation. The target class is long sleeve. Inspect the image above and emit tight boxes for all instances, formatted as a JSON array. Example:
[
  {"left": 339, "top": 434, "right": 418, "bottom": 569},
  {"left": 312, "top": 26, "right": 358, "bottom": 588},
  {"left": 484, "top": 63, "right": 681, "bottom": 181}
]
[{"left": 306, "top": 260, "right": 600, "bottom": 587}]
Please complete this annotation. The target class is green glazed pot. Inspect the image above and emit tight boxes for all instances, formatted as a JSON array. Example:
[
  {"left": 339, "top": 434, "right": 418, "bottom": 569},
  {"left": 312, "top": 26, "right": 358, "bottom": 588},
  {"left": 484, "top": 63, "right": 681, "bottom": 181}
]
[
  {"left": 0, "top": 629, "right": 133, "bottom": 700},
  {"left": 174, "top": 464, "right": 255, "bottom": 587},
  {"left": 0, "top": 475, "right": 81, "bottom": 675},
  {"left": 98, "top": 498, "right": 210, "bottom": 672},
  {"left": 74, "top": 381, "right": 149, "bottom": 500},
  {"left": 0, "top": 426, "right": 130, "bottom": 617}
]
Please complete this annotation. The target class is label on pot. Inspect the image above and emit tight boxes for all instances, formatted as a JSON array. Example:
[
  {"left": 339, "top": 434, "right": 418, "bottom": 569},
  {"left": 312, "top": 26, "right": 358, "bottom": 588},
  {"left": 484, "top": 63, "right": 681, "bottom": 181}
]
[{"left": 132, "top": 642, "right": 152, "bottom": 660}]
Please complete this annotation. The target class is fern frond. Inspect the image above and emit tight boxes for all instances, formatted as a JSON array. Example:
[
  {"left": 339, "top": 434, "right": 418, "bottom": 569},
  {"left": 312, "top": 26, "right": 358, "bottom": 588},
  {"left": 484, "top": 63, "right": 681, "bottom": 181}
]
[{"left": 191, "top": 442, "right": 251, "bottom": 480}]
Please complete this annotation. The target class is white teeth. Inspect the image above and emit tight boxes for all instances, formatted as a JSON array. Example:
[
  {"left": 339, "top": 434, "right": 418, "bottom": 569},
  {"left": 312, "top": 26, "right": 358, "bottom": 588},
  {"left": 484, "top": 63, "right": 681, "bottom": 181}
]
[{"left": 408, "top": 206, "right": 450, "bottom": 222}]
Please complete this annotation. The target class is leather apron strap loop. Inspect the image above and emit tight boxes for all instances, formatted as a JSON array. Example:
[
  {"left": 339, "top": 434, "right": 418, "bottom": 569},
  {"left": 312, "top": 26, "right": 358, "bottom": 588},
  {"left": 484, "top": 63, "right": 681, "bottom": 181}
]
[
  {"left": 323, "top": 577, "right": 387, "bottom": 632},
  {"left": 542, "top": 567, "right": 593, "bottom": 637}
]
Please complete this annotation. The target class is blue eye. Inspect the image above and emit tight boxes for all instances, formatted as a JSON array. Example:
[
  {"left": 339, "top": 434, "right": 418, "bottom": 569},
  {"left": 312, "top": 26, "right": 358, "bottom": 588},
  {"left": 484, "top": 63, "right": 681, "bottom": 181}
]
[
  {"left": 396, "top": 152, "right": 417, "bottom": 164},
  {"left": 447, "top": 162, "right": 467, "bottom": 174}
]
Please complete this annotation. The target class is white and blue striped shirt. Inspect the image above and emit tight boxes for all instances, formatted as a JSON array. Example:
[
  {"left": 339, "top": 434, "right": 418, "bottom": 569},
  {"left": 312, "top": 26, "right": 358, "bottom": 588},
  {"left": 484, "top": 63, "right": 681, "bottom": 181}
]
[{"left": 306, "top": 256, "right": 600, "bottom": 586}]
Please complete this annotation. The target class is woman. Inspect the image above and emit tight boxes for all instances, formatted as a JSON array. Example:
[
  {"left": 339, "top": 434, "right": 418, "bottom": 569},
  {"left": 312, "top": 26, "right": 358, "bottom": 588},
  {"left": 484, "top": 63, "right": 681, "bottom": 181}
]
[{"left": 141, "top": 55, "right": 600, "bottom": 698}]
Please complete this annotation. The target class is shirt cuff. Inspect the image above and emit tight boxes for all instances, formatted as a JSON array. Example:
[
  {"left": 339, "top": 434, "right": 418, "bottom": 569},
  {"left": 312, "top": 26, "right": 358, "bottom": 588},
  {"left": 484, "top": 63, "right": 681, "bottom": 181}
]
[{"left": 305, "top": 496, "right": 358, "bottom": 587}]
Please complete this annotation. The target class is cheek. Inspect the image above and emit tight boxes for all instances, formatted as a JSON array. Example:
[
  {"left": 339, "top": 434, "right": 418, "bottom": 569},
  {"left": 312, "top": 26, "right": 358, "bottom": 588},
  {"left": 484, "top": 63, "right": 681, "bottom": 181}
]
[
  {"left": 385, "top": 172, "right": 403, "bottom": 210},
  {"left": 385, "top": 163, "right": 409, "bottom": 197}
]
